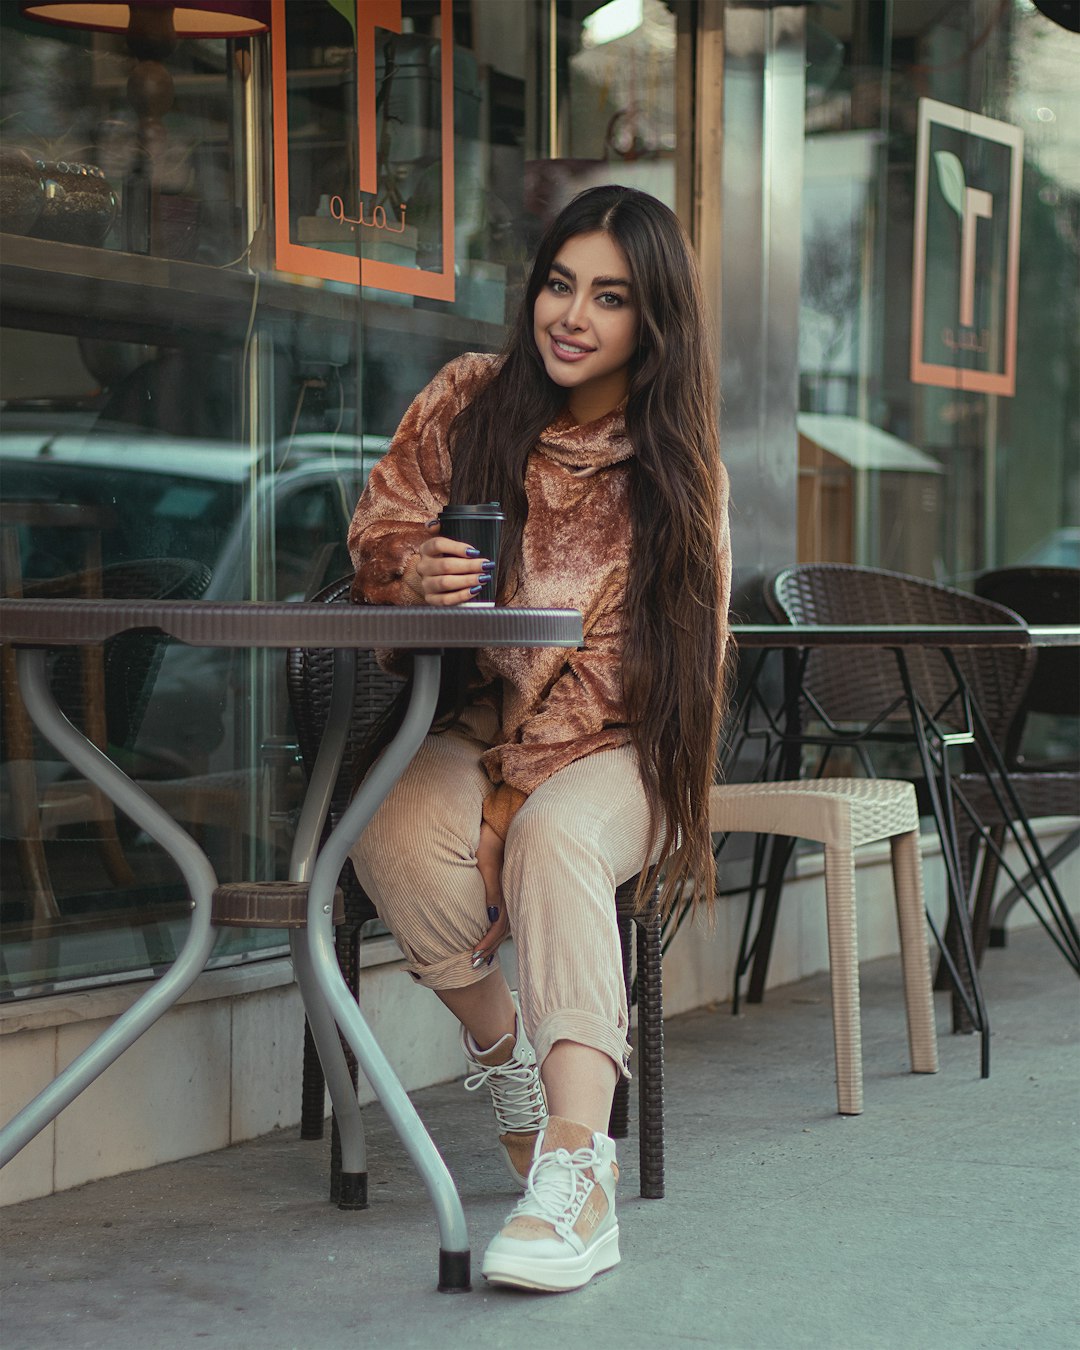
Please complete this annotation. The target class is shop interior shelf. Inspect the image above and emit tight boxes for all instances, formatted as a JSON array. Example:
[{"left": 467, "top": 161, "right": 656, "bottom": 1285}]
[{"left": 0, "top": 233, "right": 505, "bottom": 358}]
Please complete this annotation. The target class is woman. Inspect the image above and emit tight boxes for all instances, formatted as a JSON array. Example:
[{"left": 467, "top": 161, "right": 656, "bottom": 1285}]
[{"left": 347, "top": 185, "right": 730, "bottom": 1292}]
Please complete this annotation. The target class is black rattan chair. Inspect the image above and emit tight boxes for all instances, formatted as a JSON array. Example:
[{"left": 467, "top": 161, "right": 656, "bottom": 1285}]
[
  {"left": 286, "top": 577, "right": 665, "bottom": 1202},
  {"left": 952, "top": 567, "right": 1080, "bottom": 961}
]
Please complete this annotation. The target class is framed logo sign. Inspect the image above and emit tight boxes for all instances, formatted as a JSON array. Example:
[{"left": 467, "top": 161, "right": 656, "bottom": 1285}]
[
  {"left": 271, "top": 0, "right": 456, "bottom": 302},
  {"left": 910, "top": 98, "right": 1023, "bottom": 396}
]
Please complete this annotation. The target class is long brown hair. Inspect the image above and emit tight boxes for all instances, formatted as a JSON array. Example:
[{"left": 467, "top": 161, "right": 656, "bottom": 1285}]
[{"left": 448, "top": 185, "right": 728, "bottom": 914}]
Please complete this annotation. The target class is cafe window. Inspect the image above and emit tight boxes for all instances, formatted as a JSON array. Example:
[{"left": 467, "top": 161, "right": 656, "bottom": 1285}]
[
  {"left": 0, "top": 0, "right": 691, "bottom": 999},
  {"left": 798, "top": 0, "right": 1078, "bottom": 581}
]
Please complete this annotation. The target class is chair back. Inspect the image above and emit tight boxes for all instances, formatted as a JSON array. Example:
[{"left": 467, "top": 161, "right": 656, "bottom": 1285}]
[
  {"left": 284, "top": 577, "right": 405, "bottom": 914},
  {"left": 974, "top": 567, "right": 1079, "bottom": 720},
  {"left": 765, "top": 563, "right": 1036, "bottom": 748},
  {"left": 10, "top": 556, "right": 212, "bottom": 749}
]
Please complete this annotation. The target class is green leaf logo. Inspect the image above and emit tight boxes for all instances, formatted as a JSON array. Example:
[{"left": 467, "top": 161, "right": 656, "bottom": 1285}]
[
  {"left": 934, "top": 151, "right": 966, "bottom": 216},
  {"left": 326, "top": 0, "right": 356, "bottom": 39}
]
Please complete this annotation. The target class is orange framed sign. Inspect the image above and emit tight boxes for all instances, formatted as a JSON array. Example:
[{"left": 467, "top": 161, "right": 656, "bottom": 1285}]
[
  {"left": 271, "top": 0, "right": 456, "bottom": 302},
  {"left": 910, "top": 98, "right": 1023, "bottom": 396}
]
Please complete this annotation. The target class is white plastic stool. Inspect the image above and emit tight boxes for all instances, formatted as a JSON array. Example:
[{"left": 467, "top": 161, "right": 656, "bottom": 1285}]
[{"left": 712, "top": 778, "right": 939, "bottom": 1114}]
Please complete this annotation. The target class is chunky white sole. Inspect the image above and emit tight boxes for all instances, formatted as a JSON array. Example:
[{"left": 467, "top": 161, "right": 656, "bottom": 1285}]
[{"left": 481, "top": 1223, "right": 621, "bottom": 1292}]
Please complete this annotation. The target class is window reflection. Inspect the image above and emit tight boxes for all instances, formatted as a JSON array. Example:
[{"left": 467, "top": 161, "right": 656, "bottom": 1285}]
[
  {"left": 799, "top": 0, "right": 1079, "bottom": 581},
  {"left": 0, "top": 1, "right": 689, "bottom": 998}
]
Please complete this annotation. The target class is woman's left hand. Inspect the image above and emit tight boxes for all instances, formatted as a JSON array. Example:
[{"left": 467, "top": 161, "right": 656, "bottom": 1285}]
[{"left": 472, "top": 822, "right": 509, "bottom": 968}]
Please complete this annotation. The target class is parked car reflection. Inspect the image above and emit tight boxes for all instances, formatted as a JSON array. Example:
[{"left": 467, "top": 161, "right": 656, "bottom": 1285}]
[
  {"left": 1017, "top": 528, "right": 1080, "bottom": 569},
  {"left": 1, "top": 423, "right": 385, "bottom": 991},
  {"left": 2, "top": 426, "right": 376, "bottom": 774}
]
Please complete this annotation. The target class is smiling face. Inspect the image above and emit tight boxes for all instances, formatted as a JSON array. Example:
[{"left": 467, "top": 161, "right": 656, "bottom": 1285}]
[{"left": 532, "top": 230, "right": 639, "bottom": 423}]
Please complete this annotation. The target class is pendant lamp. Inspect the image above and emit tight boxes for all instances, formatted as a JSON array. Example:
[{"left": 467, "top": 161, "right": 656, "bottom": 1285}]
[{"left": 21, "top": 3, "right": 271, "bottom": 253}]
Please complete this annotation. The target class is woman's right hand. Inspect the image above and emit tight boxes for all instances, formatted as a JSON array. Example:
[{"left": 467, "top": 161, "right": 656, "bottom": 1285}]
[{"left": 406, "top": 520, "right": 494, "bottom": 606}]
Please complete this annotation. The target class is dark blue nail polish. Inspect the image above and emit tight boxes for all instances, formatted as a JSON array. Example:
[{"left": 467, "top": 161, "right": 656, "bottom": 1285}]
[
  {"left": 465, "top": 546, "right": 481, "bottom": 557},
  {"left": 487, "top": 905, "right": 500, "bottom": 922},
  {"left": 481, "top": 559, "right": 496, "bottom": 572},
  {"left": 469, "top": 584, "right": 483, "bottom": 595},
  {"left": 425, "top": 517, "right": 439, "bottom": 528},
  {"left": 487, "top": 953, "right": 495, "bottom": 966}
]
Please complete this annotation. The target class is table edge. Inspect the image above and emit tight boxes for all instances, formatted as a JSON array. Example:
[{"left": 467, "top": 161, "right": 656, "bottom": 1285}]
[
  {"left": 729, "top": 624, "right": 1079, "bottom": 648},
  {"left": 0, "top": 599, "right": 585, "bottom": 649}
]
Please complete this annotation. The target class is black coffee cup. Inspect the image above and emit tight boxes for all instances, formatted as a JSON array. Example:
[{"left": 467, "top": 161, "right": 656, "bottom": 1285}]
[{"left": 438, "top": 501, "right": 504, "bottom": 607}]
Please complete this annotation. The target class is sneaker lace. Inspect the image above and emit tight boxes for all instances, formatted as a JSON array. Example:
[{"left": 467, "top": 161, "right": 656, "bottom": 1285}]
[
  {"left": 509, "top": 1146, "right": 599, "bottom": 1238},
  {"left": 463, "top": 1058, "right": 545, "bottom": 1133}
]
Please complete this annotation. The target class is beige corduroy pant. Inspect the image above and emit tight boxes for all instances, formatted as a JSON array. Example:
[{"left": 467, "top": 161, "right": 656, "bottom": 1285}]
[{"left": 349, "top": 705, "right": 657, "bottom": 1075}]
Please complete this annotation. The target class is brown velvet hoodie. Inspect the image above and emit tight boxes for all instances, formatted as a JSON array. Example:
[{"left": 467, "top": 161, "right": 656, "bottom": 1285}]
[{"left": 348, "top": 351, "right": 725, "bottom": 841}]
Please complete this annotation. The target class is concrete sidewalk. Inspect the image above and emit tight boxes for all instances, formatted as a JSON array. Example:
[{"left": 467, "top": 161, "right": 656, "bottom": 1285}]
[{"left": 2, "top": 926, "right": 1077, "bottom": 1350}]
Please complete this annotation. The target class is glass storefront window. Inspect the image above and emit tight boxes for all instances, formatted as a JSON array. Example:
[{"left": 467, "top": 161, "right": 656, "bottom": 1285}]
[
  {"left": 1, "top": 1, "right": 690, "bottom": 998},
  {"left": 798, "top": 0, "right": 1079, "bottom": 581}
]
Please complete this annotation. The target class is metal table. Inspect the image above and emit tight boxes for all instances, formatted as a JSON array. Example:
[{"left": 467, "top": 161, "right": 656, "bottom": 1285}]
[
  {"left": 730, "top": 624, "right": 1078, "bottom": 648},
  {"left": 0, "top": 598, "right": 584, "bottom": 1292},
  {"left": 724, "top": 623, "right": 1080, "bottom": 1076}
]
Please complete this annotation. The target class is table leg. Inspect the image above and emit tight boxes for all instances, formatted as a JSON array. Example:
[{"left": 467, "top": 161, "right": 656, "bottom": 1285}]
[
  {"left": 282, "top": 646, "right": 370, "bottom": 1206},
  {"left": 741, "top": 648, "right": 808, "bottom": 1005},
  {"left": 988, "top": 829, "right": 1080, "bottom": 950},
  {"left": 0, "top": 649, "right": 219, "bottom": 1167},
  {"left": 745, "top": 835, "right": 796, "bottom": 1005},
  {"left": 941, "top": 690, "right": 1080, "bottom": 1030},
  {"left": 300, "top": 651, "right": 472, "bottom": 1293},
  {"left": 960, "top": 681, "right": 1080, "bottom": 967},
  {"left": 290, "top": 929, "right": 368, "bottom": 1206},
  {"left": 895, "top": 651, "right": 990, "bottom": 1077}
]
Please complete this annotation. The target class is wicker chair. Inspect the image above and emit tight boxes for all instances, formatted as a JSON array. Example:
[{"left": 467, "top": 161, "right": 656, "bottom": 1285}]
[
  {"left": 286, "top": 578, "right": 665, "bottom": 1203},
  {"left": 711, "top": 777, "right": 938, "bottom": 1113},
  {"left": 756, "top": 564, "right": 1037, "bottom": 1046},
  {"left": 949, "top": 567, "right": 1080, "bottom": 965}
]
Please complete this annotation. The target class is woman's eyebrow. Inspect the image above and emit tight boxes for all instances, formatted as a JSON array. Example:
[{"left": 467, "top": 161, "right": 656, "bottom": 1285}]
[{"left": 550, "top": 260, "right": 632, "bottom": 288}]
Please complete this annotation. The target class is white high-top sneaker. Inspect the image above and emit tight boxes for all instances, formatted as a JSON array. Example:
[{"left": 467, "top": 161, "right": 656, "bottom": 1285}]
[
  {"left": 461, "top": 992, "right": 548, "bottom": 1185},
  {"left": 481, "top": 1116, "right": 620, "bottom": 1292}
]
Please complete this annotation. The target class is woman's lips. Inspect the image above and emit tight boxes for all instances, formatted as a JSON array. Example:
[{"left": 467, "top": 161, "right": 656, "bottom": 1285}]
[{"left": 550, "top": 335, "right": 595, "bottom": 362}]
